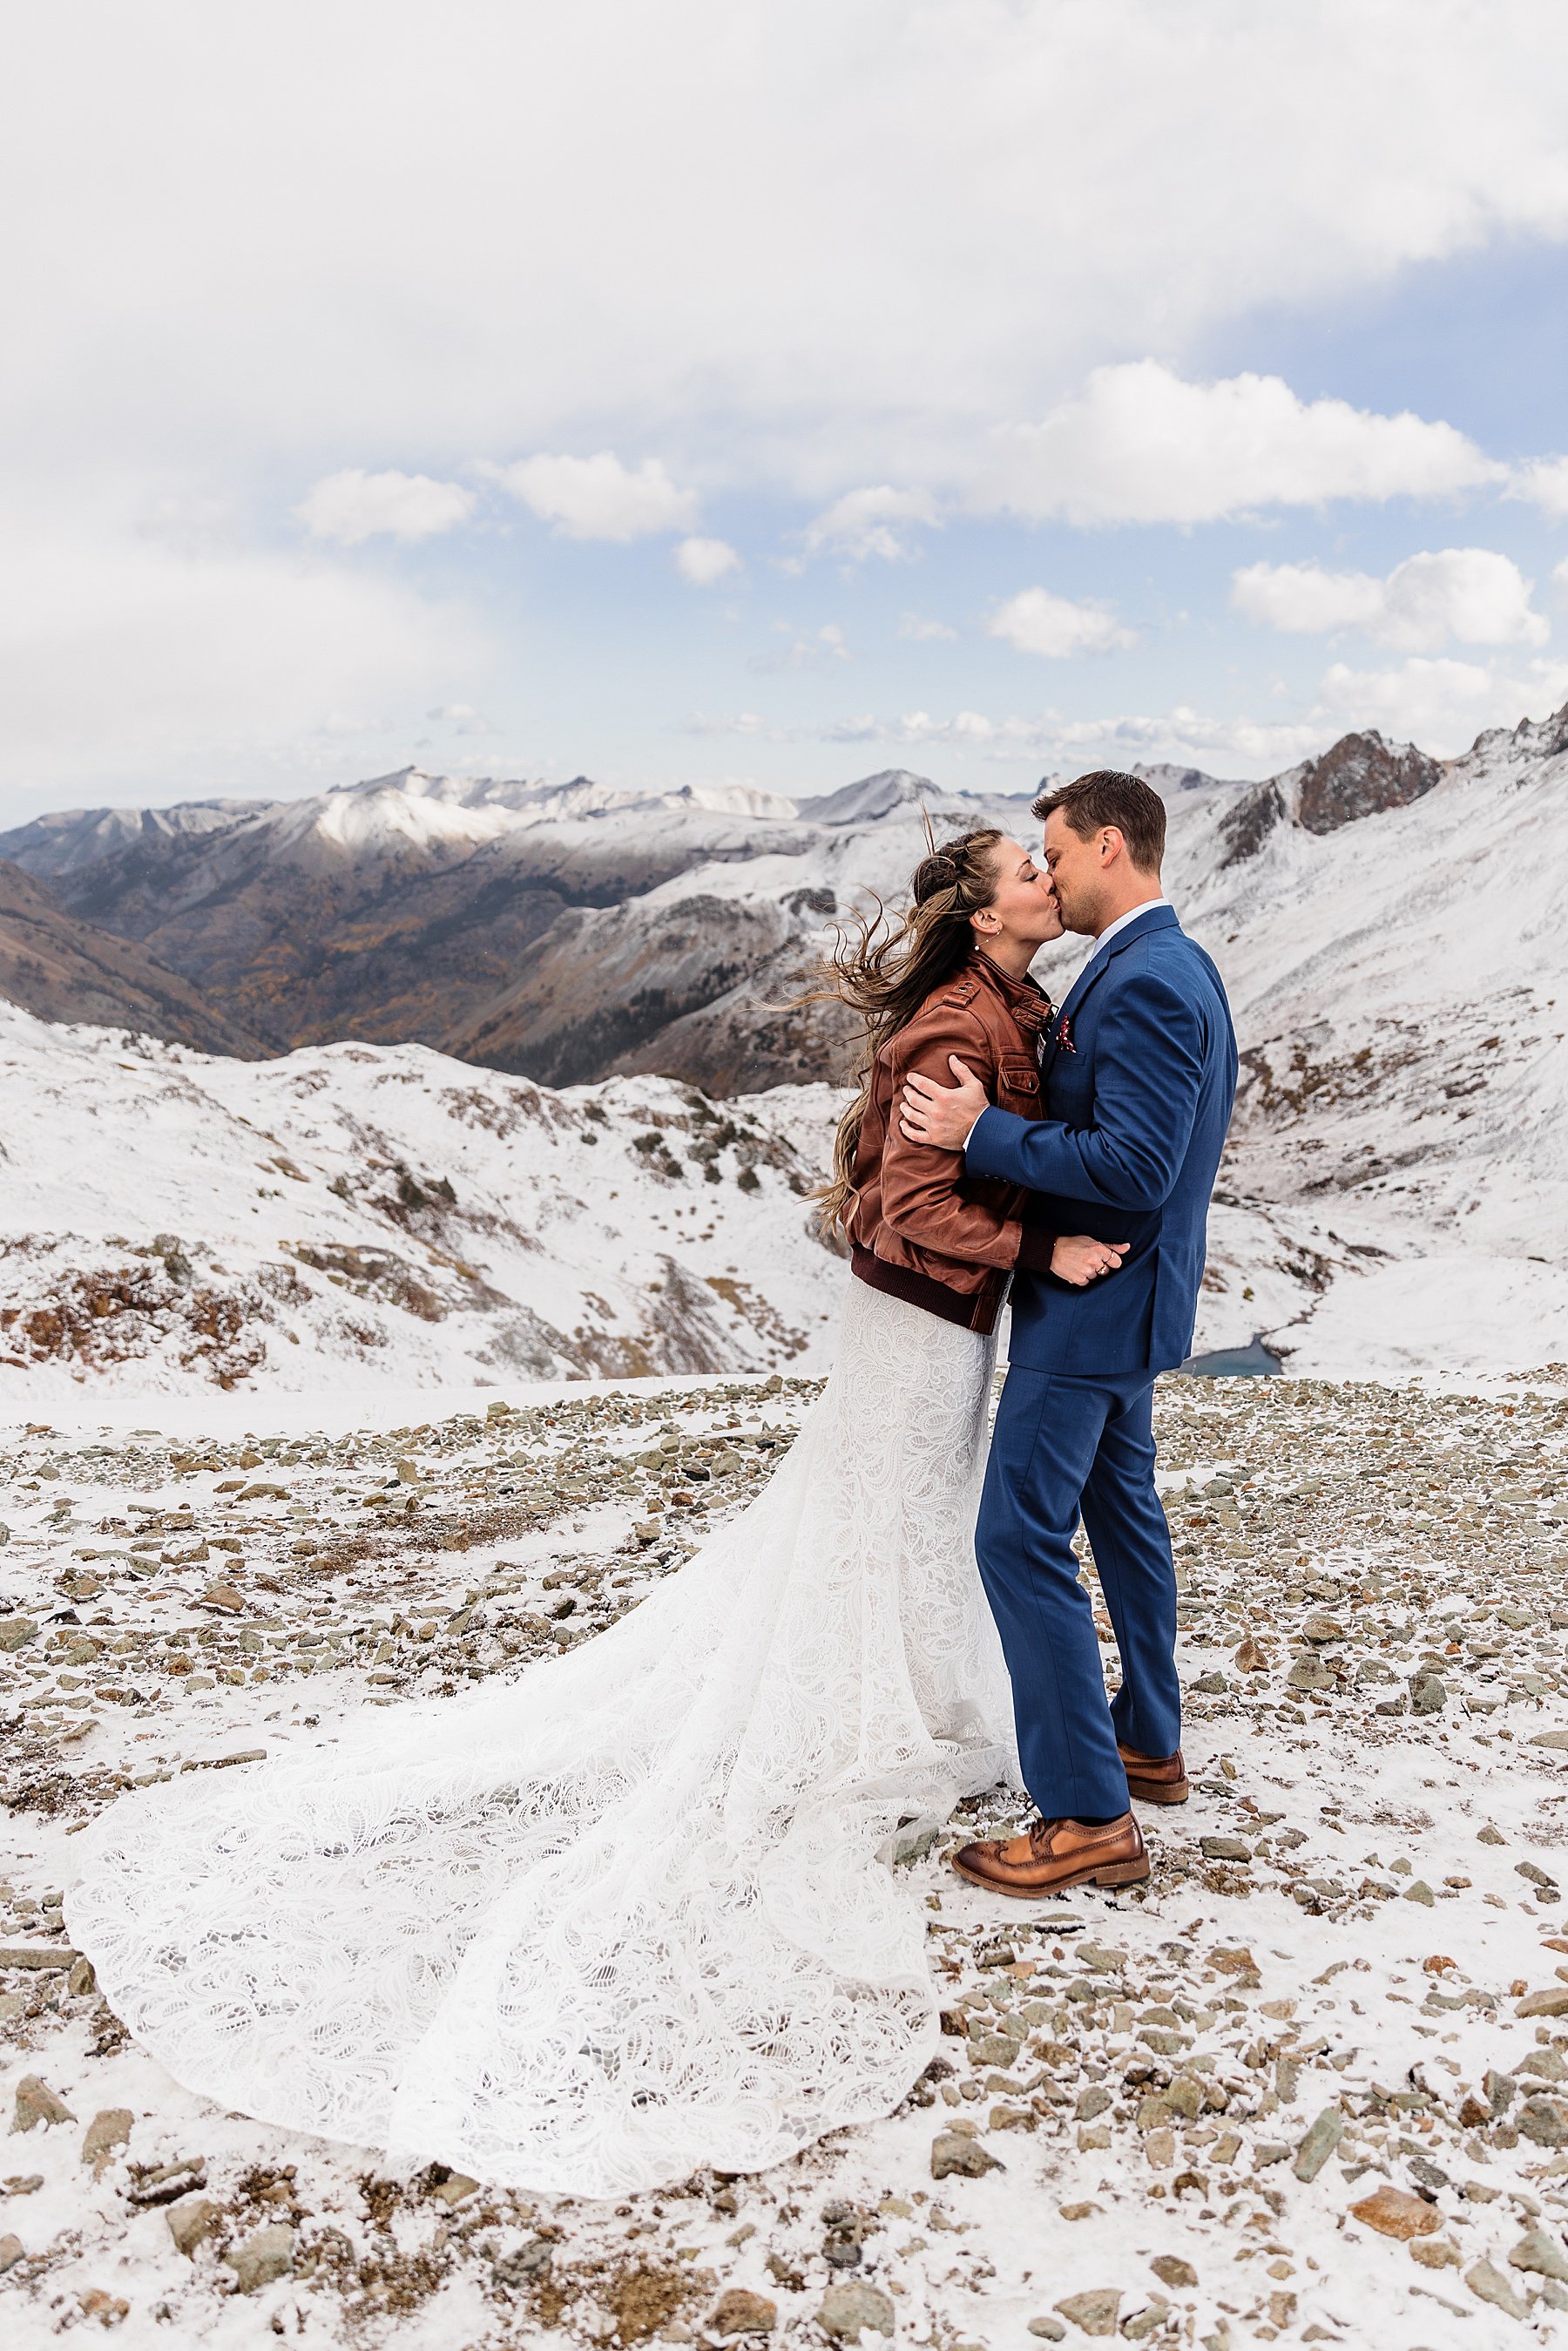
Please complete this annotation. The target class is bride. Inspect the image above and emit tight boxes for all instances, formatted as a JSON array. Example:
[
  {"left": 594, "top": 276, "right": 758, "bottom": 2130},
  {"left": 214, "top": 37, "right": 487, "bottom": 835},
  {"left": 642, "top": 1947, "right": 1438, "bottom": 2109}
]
[{"left": 66, "top": 828, "right": 1125, "bottom": 2199}]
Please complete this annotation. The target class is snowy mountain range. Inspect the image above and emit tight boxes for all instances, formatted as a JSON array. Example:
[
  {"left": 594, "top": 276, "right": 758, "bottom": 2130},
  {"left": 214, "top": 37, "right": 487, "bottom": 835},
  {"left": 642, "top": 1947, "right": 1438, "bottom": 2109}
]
[{"left": 3, "top": 705, "right": 1565, "bottom": 1389}]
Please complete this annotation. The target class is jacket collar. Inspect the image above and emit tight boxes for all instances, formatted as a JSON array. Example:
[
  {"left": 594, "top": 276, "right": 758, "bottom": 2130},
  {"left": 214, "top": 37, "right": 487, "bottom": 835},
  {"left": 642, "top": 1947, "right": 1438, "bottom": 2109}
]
[
  {"left": 1050, "top": 902, "right": 1181, "bottom": 1043},
  {"left": 1089, "top": 898, "right": 1179, "bottom": 957},
  {"left": 969, "top": 947, "right": 1052, "bottom": 1036}
]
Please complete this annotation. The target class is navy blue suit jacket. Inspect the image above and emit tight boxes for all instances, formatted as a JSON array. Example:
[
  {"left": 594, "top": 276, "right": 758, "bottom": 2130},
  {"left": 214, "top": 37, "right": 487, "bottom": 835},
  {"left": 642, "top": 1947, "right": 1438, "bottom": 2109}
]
[{"left": 963, "top": 904, "right": 1237, "bottom": 1376}]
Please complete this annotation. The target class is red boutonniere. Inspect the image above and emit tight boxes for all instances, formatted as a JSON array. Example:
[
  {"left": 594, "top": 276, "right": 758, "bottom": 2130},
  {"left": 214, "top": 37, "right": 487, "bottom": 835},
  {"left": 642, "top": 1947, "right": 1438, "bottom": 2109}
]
[{"left": 1056, "top": 1013, "right": 1078, "bottom": 1055}]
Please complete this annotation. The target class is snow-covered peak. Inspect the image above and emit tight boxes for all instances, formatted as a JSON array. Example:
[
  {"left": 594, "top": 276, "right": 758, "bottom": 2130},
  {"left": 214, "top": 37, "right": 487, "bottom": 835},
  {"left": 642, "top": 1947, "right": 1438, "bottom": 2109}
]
[{"left": 798, "top": 769, "right": 953, "bottom": 826}]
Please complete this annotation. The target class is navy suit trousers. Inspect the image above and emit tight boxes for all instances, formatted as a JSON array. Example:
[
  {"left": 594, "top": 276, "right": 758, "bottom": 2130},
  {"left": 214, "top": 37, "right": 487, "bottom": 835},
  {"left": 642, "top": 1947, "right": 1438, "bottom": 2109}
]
[{"left": 975, "top": 1365, "right": 1180, "bottom": 1822}]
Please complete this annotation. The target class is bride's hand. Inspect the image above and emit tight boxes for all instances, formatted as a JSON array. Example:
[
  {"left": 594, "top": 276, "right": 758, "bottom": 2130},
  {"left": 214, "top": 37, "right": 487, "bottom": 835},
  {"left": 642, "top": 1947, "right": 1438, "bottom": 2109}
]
[{"left": 1050, "top": 1234, "right": 1129, "bottom": 1287}]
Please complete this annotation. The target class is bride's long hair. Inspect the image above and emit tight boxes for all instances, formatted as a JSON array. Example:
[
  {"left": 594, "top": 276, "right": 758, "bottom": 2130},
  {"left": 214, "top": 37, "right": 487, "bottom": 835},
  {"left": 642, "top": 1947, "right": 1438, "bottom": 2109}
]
[{"left": 815, "top": 824, "right": 1004, "bottom": 1234}]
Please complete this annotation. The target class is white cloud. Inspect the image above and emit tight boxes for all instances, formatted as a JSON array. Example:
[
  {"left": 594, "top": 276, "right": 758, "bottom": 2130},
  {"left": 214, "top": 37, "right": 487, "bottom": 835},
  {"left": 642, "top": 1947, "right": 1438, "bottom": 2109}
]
[
  {"left": 296, "top": 468, "right": 475, "bottom": 545},
  {"left": 1233, "top": 548, "right": 1549, "bottom": 650},
  {"left": 489, "top": 452, "right": 697, "bottom": 542},
  {"left": 674, "top": 535, "right": 740, "bottom": 586},
  {"left": 983, "top": 363, "right": 1503, "bottom": 526},
  {"left": 803, "top": 486, "right": 939, "bottom": 564},
  {"left": 426, "top": 702, "right": 496, "bottom": 735},
  {"left": 898, "top": 614, "right": 957, "bottom": 641},
  {"left": 1511, "top": 457, "right": 1568, "bottom": 519},
  {"left": 8, "top": 5, "right": 1568, "bottom": 804},
  {"left": 1319, "top": 654, "right": 1568, "bottom": 755},
  {"left": 687, "top": 703, "right": 1321, "bottom": 772},
  {"left": 988, "top": 587, "right": 1137, "bottom": 658},
  {"left": 11, "top": 5, "right": 1568, "bottom": 495},
  {"left": 0, "top": 497, "right": 488, "bottom": 794},
  {"left": 1555, "top": 559, "right": 1568, "bottom": 601},
  {"left": 748, "top": 622, "right": 850, "bottom": 674}
]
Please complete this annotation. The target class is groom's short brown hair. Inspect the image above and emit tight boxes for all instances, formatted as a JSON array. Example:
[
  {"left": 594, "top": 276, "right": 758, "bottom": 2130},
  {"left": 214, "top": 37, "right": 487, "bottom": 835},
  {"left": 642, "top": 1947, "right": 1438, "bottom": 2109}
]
[{"left": 1031, "top": 770, "right": 1166, "bottom": 874}]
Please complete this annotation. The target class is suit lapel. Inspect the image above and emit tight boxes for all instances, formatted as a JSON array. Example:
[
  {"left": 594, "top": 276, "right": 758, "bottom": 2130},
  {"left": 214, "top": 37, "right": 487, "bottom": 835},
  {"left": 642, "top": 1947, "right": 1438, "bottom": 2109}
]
[{"left": 1041, "top": 904, "right": 1180, "bottom": 1076}]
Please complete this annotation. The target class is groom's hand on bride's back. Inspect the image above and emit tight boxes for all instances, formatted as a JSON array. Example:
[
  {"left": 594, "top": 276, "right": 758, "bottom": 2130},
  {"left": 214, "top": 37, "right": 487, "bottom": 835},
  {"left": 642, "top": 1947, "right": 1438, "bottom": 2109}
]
[{"left": 899, "top": 1055, "right": 990, "bottom": 1148}]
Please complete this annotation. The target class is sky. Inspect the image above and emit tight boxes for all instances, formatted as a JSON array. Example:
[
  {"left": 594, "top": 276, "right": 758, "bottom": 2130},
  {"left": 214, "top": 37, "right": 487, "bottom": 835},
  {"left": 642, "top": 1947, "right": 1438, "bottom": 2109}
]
[{"left": 4, "top": 0, "right": 1568, "bottom": 823}]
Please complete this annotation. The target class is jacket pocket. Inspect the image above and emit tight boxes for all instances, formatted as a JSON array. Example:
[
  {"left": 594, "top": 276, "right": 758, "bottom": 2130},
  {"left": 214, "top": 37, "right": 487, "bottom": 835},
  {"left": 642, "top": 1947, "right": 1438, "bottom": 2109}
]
[{"left": 997, "top": 1055, "right": 1041, "bottom": 1108}]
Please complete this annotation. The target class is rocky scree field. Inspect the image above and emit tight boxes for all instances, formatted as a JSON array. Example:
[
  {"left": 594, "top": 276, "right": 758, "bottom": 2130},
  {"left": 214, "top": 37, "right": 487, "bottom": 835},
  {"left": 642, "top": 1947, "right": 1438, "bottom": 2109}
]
[{"left": 3, "top": 1366, "right": 1568, "bottom": 2346}]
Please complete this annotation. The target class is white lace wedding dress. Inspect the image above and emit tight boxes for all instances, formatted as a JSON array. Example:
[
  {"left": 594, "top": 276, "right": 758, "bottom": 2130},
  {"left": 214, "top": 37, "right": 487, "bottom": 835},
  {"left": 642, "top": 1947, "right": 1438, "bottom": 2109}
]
[{"left": 66, "top": 1281, "right": 1018, "bottom": 2198}]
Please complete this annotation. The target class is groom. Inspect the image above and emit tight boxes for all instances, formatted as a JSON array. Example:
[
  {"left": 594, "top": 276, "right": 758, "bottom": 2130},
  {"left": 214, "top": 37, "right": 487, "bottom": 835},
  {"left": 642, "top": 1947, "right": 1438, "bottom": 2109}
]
[{"left": 900, "top": 771, "right": 1237, "bottom": 1895}]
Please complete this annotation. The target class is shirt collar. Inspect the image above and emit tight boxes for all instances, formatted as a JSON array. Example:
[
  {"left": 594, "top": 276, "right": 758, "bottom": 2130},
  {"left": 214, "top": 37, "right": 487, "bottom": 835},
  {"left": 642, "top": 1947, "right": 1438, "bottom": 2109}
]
[{"left": 1083, "top": 896, "right": 1170, "bottom": 964}]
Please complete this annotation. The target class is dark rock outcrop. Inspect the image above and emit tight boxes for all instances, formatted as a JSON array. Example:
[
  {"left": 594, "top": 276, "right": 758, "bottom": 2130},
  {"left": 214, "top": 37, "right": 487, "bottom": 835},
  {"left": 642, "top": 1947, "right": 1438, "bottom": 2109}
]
[
  {"left": 1218, "top": 783, "right": 1288, "bottom": 869},
  {"left": 1293, "top": 732, "right": 1442, "bottom": 835}
]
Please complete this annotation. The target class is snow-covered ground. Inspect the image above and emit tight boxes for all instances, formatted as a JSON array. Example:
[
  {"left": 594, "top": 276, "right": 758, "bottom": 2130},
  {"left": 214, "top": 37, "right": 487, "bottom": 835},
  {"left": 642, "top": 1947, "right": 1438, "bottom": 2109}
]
[
  {"left": 0, "top": 1006, "right": 848, "bottom": 1406},
  {"left": 3, "top": 1367, "right": 1568, "bottom": 2346}
]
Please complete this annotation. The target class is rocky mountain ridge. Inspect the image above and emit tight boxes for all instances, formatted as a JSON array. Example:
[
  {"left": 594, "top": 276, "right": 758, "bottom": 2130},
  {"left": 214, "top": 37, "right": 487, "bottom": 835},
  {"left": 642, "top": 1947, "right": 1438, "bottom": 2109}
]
[{"left": 0, "top": 729, "right": 1484, "bottom": 1094}]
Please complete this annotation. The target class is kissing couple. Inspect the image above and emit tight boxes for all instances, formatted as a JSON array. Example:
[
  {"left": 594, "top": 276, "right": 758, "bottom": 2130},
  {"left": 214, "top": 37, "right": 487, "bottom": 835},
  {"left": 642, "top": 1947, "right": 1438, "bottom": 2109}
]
[{"left": 69, "top": 769, "right": 1238, "bottom": 2199}]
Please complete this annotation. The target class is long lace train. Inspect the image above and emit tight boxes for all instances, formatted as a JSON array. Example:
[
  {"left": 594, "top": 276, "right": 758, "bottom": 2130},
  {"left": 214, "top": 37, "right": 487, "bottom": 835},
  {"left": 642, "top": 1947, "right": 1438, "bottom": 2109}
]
[{"left": 65, "top": 1281, "right": 1019, "bottom": 2197}]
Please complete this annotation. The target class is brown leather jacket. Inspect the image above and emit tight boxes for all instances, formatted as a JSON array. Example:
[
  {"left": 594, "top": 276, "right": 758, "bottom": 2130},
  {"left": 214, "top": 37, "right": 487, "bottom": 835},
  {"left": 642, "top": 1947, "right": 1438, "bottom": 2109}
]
[{"left": 846, "top": 950, "right": 1056, "bottom": 1334}]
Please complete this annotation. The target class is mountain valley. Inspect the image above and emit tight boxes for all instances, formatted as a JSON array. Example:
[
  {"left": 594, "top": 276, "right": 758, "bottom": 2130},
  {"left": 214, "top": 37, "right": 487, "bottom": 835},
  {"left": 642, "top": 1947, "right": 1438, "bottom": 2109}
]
[{"left": 3, "top": 708, "right": 1565, "bottom": 1388}]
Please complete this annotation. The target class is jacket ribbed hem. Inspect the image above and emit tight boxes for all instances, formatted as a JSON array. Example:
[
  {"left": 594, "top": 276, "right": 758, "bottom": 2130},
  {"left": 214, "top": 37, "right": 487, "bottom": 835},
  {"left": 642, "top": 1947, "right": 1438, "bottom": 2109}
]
[{"left": 849, "top": 1244, "right": 1000, "bottom": 1335}]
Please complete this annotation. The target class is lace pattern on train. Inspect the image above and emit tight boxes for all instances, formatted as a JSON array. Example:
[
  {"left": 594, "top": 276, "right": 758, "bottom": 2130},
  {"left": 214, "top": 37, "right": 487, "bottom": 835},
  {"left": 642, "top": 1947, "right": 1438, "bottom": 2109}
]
[{"left": 67, "top": 1280, "right": 1017, "bottom": 2196}]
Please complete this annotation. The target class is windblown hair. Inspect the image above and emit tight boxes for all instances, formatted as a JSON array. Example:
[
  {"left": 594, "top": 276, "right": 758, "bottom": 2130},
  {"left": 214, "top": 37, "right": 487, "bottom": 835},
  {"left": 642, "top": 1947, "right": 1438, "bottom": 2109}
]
[
  {"left": 814, "top": 826, "right": 1004, "bottom": 1234},
  {"left": 1032, "top": 769, "right": 1166, "bottom": 873}
]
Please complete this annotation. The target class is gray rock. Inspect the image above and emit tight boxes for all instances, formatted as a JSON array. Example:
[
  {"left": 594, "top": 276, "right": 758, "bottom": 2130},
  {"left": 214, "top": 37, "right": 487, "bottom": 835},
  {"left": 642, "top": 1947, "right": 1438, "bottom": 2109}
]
[
  {"left": 1052, "top": 2287, "right": 1121, "bottom": 2336},
  {"left": 1286, "top": 1654, "right": 1332, "bottom": 1691},
  {"left": 11, "top": 2075, "right": 74, "bottom": 2132},
  {"left": 224, "top": 2223, "right": 294, "bottom": 2293},
  {"left": 0, "top": 1617, "right": 36, "bottom": 1651},
  {"left": 131, "top": 2158, "right": 206, "bottom": 2207},
  {"left": 1518, "top": 2096, "right": 1568, "bottom": 2147},
  {"left": 0, "top": 2232, "right": 23, "bottom": 2275},
  {"left": 970, "top": 2034, "right": 1020, "bottom": 2068},
  {"left": 1150, "top": 2255, "right": 1197, "bottom": 2288},
  {"left": 492, "top": 2237, "right": 552, "bottom": 2285},
  {"left": 1409, "top": 1670, "right": 1446, "bottom": 1715},
  {"left": 1516, "top": 1986, "right": 1568, "bottom": 2018},
  {"left": 710, "top": 2287, "right": 778, "bottom": 2334},
  {"left": 428, "top": 2170, "right": 480, "bottom": 2205},
  {"left": 1292, "top": 2105, "right": 1344, "bottom": 2182},
  {"left": 818, "top": 2280, "right": 896, "bottom": 2339},
  {"left": 81, "top": 2108, "right": 132, "bottom": 2171},
  {"left": 1200, "top": 1836, "right": 1252, "bottom": 1861},
  {"left": 1510, "top": 2222, "right": 1568, "bottom": 2283},
  {"left": 167, "top": 2196, "right": 219, "bottom": 2256},
  {"left": 1402, "top": 1879, "right": 1436, "bottom": 1907},
  {"left": 1465, "top": 2257, "right": 1531, "bottom": 2321},
  {"left": 931, "top": 2130, "right": 1002, "bottom": 2178},
  {"left": 1027, "top": 2322, "right": 1066, "bottom": 2342}
]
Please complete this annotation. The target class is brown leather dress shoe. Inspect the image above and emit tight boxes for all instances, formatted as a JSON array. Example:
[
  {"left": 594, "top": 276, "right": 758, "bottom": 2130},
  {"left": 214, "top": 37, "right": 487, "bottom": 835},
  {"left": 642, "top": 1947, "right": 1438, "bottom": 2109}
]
[
  {"left": 951, "top": 1811, "right": 1148, "bottom": 1898},
  {"left": 1119, "top": 1744, "right": 1188, "bottom": 1805}
]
